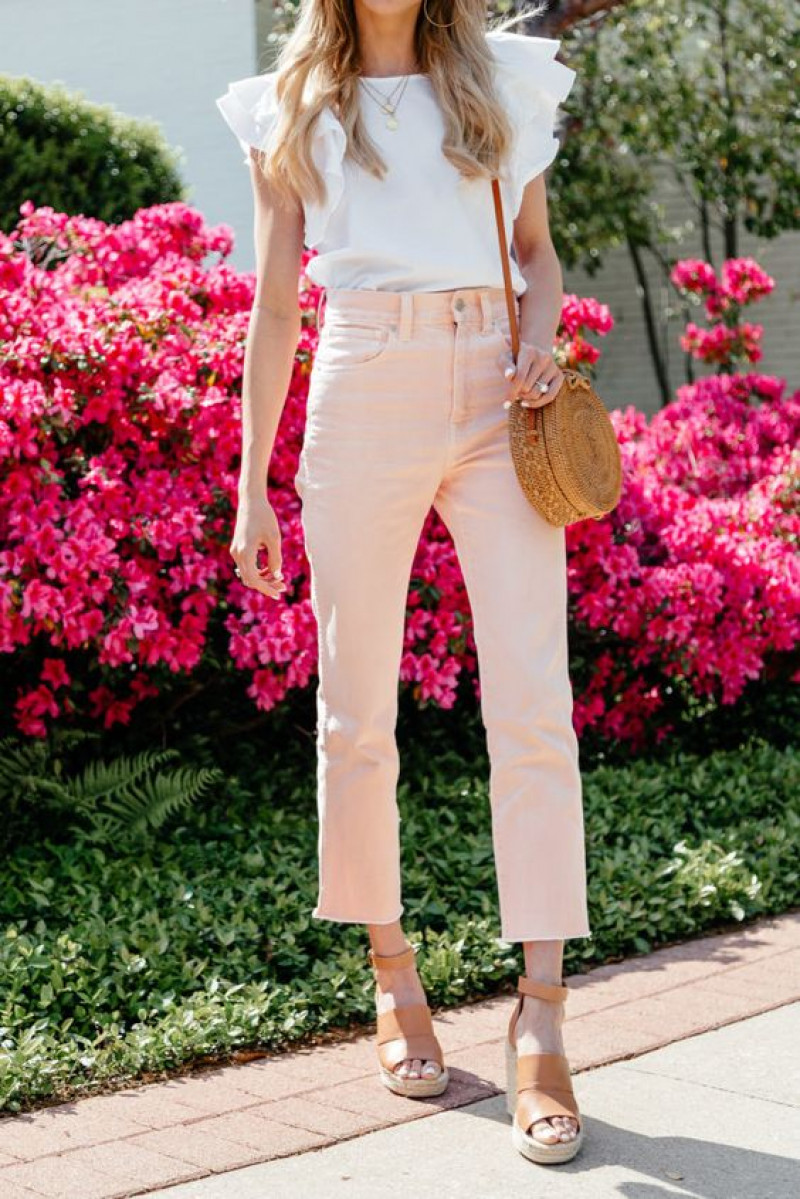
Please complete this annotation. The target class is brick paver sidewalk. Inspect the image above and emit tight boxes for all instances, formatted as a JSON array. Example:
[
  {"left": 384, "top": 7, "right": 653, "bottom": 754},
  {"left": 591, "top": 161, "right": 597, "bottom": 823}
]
[{"left": 1, "top": 911, "right": 798, "bottom": 1199}]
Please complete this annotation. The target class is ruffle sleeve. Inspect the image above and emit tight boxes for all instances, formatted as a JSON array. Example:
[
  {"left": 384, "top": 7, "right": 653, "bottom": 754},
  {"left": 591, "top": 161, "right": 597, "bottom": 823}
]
[
  {"left": 215, "top": 71, "right": 281, "bottom": 165},
  {"left": 216, "top": 71, "right": 346, "bottom": 249},
  {"left": 486, "top": 30, "right": 576, "bottom": 216}
]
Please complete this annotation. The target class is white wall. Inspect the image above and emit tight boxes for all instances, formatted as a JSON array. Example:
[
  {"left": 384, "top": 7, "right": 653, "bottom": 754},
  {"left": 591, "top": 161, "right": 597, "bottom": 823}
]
[{"left": 1, "top": 0, "right": 261, "bottom": 271}]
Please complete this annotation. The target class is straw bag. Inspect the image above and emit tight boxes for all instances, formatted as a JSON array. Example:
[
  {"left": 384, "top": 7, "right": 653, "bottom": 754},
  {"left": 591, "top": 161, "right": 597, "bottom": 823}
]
[{"left": 491, "top": 178, "right": 622, "bottom": 526}]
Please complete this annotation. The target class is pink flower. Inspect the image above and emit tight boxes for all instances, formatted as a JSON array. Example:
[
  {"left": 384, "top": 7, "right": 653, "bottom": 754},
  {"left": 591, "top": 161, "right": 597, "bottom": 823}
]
[{"left": 40, "top": 659, "right": 71, "bottom": 689}]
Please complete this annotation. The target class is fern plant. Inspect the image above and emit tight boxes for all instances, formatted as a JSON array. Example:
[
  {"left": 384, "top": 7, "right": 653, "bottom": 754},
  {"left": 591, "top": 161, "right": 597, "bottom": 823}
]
[{"left": 0, "top": 737, "right": 223, "bottom": 847}]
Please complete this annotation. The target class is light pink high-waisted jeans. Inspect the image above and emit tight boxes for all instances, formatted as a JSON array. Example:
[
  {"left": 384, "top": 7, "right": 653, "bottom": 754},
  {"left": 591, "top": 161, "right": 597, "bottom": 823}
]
[{"left": 295, "top": 284, "right": 591, "bottom": 943}]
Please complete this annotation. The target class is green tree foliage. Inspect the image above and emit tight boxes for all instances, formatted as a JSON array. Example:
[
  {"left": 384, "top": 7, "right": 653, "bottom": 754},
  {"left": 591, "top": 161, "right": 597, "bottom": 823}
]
[{"left": 553, "top": 0, "right": 799, "bottom": 402}]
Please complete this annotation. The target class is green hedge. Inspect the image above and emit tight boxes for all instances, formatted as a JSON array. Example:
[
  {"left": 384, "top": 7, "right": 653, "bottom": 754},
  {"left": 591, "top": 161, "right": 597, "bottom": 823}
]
[
  {"left": 0, "top": 726, "right": 797, "bottom": 1112},
  {"left": 0, "top": 75, "right": 185, "bottom": 232}
]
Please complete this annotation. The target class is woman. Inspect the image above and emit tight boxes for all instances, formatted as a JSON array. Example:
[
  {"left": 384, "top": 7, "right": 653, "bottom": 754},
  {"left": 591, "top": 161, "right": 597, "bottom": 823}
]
[{"left": 217, "top": 0, "right": 591, "bottom": 1166}]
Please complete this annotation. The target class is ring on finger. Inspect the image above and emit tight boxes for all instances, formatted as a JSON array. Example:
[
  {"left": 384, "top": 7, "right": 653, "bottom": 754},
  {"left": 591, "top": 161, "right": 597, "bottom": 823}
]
[{"left": 520, "top": 381, "right": 550, "bottom": 406}]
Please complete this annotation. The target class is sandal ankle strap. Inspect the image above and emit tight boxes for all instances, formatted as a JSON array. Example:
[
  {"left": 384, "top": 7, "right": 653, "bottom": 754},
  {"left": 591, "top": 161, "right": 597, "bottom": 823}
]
[
  {"left": 368, "top": 944, "right": 416, "bottom": 972},
  {"left": 517, "top": 975, "right": 569, "bottom": 1003}
]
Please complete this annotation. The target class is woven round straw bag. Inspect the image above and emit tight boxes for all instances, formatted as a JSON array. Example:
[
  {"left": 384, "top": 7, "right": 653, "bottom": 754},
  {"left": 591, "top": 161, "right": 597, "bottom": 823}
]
[
  {"left": 506, "top": 370, "right": 623, "bottom": 525},
  {"left": 491, "top": 179, "right": 623, "bottom": 527}
]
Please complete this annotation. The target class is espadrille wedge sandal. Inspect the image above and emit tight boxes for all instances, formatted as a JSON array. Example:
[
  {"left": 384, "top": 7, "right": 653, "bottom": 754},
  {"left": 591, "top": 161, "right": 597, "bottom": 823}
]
[
  {"left": 505, "top": 975, "right": 584, "bottom": 1165},
  {"left": 367, "top": 943, "right": 449, "bottom": 1098}
]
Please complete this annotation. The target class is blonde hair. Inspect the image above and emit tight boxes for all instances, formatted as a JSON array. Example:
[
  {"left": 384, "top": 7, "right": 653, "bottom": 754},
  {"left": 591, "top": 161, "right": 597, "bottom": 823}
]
[{"left": 259, "top": 0, "right": 548, "bottom": 210}]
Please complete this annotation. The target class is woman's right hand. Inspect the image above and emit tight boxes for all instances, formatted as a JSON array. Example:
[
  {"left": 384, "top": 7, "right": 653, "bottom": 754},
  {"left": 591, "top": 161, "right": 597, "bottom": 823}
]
[{"left": 230, "top": 493, "right": 287, "bottom": 600}]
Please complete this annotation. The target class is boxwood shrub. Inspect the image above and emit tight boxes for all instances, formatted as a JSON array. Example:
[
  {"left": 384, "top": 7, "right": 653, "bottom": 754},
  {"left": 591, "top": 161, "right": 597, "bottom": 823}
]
[{"left": 0, "top": 75, "right": 185, "bottom": 231}]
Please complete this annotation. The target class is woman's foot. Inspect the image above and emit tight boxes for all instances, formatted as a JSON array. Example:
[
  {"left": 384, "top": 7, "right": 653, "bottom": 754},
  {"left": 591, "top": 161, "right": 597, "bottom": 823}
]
[
  {"left": 514, "top": 989, "right": 579, "bottom": 1146},
  {"left": 372, "top": 953, "right": 442, "bottom": 1082}
]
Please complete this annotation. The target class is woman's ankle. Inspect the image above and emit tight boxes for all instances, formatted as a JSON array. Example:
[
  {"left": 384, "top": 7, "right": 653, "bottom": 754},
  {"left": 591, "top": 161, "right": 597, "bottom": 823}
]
[
  {"left": 521, "top": 938, "right": 565, "bottom": 986},
  {"left": 367, "top": 921, "right": 410, "bottom": 959}
]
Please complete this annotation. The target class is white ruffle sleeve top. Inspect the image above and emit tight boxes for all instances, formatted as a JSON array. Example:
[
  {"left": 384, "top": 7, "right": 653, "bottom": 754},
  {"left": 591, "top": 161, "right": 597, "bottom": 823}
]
[{"left": 216, "top": 30, "right": 576, "bottom": 297}]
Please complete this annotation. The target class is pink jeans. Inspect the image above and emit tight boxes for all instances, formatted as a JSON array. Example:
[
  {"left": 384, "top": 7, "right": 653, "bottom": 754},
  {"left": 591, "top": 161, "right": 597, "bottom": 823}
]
[{"left": 295, "top": 284, "right": 591, "bottom": 943}]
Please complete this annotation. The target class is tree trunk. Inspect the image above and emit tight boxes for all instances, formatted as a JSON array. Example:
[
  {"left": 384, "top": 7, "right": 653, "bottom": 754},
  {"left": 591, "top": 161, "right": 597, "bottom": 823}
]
[{"left": 627, "top": 236, "right": 671, "bottom": 408}]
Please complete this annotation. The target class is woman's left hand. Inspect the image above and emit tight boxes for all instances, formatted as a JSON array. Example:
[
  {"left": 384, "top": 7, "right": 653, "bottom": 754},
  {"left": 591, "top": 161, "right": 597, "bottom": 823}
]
[{"left": 499, "top": 337, "right": 565, "bottom": 409}]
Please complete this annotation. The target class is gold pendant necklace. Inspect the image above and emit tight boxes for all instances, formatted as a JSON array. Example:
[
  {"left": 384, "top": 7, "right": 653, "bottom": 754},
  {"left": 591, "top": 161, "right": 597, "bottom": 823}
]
[{"left": 359, "top": 74, "right": 412, "bottom": 130}]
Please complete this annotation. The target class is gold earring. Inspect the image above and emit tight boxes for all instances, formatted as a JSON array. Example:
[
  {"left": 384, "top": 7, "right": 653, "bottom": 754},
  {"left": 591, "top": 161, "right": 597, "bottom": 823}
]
[{"left": 423, "top": 0, "right": 459, "bottom": 29}]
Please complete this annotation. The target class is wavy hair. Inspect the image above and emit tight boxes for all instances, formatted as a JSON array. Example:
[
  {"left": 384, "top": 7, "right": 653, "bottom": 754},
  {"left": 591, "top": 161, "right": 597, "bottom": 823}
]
[{"left": 259, "top": 0, "right": 548, "bottom": 209}]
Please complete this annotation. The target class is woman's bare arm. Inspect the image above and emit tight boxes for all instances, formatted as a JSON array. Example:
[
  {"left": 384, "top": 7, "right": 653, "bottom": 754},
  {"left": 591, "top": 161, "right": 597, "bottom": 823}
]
[
  {"left": 230, "top": 148, "right": 306, "bottom": 598},
  {"left": 505, "top": 173, "right": 566, "bottom": 406}
]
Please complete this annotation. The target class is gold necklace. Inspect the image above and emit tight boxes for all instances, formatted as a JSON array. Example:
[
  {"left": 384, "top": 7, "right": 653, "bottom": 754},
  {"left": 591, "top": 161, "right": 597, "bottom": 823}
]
[{"left": 358, "top": 74, "right": 413, "bottom": 130}]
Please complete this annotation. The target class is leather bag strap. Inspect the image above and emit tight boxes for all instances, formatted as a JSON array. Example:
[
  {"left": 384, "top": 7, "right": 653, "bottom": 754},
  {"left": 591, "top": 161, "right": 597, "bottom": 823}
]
[{"left": 491, "top": 177, "right": 520, "bottom": 364}]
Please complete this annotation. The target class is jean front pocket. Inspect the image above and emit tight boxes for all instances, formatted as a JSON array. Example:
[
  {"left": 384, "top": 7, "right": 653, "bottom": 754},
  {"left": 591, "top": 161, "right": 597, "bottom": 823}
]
[{"left": 313, "top": 318, "right": 394, "bottom": 370}]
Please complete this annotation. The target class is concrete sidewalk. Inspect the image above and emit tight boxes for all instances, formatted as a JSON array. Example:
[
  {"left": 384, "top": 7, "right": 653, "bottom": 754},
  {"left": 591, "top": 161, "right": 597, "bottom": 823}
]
[
  {"left": 1, "top": 911, "right": 798, "bottom": 1198},
  {"left": 147, "top": 1003, "right": 800, "bottom": 1199}
]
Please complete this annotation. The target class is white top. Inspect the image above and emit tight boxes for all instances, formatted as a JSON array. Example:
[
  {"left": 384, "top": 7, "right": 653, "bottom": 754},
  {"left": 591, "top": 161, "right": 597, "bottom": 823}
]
[{"left": 216, "top": 30, "right": 576, "bottom": 297}]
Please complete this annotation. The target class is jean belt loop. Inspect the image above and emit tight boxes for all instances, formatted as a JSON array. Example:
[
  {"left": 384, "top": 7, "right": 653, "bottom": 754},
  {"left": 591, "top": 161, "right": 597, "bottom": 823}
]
[
  {"left": 480, "top": 291, "right": 494, "bottom": 334},
  {"left": 315, "top": 287, "right": 327, "bottom": 334},
  {"left": 398, "top": 292, "right": 414, "bottom": 342}
]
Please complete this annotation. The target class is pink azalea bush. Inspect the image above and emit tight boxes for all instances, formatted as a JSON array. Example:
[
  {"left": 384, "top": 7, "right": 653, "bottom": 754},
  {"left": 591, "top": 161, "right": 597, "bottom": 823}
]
[
  {"left": 0, "top": 204, "right": 797, "bottom": 745},
  {"left": 567, "top": 257, "right": 799, "bottom": 746},
  {"left": 674, "top": 257, "right": 775, "bottom": 367}
]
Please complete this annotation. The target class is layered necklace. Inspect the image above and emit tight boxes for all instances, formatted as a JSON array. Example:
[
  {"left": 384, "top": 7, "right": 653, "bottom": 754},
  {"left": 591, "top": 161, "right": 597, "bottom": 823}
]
[{"left": 358, "top": 73, "right": 416, "bottom": 130}]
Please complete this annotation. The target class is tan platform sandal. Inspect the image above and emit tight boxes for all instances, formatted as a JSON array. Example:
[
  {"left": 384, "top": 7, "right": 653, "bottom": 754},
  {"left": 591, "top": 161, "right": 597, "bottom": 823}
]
[
  {"left": 367, "top": 943, "right": 450, "bottom": 1098},
  {"left": 505, "top": 975, "right": 584, "bottom": 1165}
]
